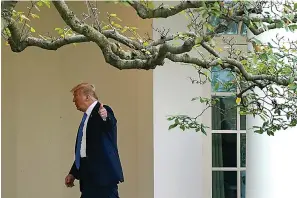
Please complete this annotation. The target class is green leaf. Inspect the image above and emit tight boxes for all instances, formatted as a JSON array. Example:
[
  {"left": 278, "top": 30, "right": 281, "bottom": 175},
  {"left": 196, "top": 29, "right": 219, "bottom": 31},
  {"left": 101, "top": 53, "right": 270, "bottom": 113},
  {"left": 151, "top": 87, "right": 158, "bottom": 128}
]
[
  {"left": 41, "top": 0, "right": 51, "bottom": 8},
  {"left": 201, "top": 124, "right": 206, "bottom": 135},
  {"left": 37, "top": 1, "right": 43, "bottom": 7},
  {"left": 201, "top": 126, "right": 206, "bottom": 135},
  {"left": 143, "top": 41, "right": 149, "bottom": 47},
  {"left": 195, "top": 7, "right": 206, "bottom": 12},
  {"left": 191, "top": 97, "right": 199, "bottom": 101},
  {"left": 102, "top": 25, "right": 111, "bottom": 30},
  {"left": 217, "top": 58, "right": 223, "bottom": 65},
  {"left": 121, "top": 26, "right": 129, "bottom": 33},
  {"left": 34, "top": 5, "right": 40, "bottom": 12},
  {"left": 294, "top": 3, "right": 297, "bottom": 10},
  {"left": 236, "top": 97, "right": 241, "bottom": 104},
  {"left": 20, "top": 14, "right": 30, "bottom": 21},
  {"left": 30, "top": 27, "right": 36, "bottom": 32},
  {"left": 240, "top": 59, "right": 247, "bottom": 65},
  {"left": 55, "top": 27, "right": 64, "bottom": 35},
  {"left": 214, "top": 82, "right": 220, "bottom": 91},
  {"left": 289, "top": 76, "right": 295, "bottom": 83},
  {"left": 113, "top": 23, "right": 122, "bottom": 29},
  {"left": 288, "top": 24, "right": 297, "bottom": 32},
  {"left": 4, "top": 28, "right": 11, "bottom": 37},
  {"left": 30, "top": 13, "right": 40, "bottom": 19},
  {"left": 248, "top": 21, "right": 254, "bottom": 28},
  {"left": 195, "top": 37, "right": 203, "bottom": 44},
  {"left": 167, "top": 117, "right": 174, "bottom": 121},
  {"left": 288, "top": 83, "right": 297, "bottom": 90},
  {"left": 175, "top": 118, "right": 179, "bottom": 124},
  {"left": 253, "top": 38, "right": 262, "bottom": 45},
  {"left": 147, "top": 1, "right": 154, "bottom": 9},
  {"left": 200, "top": 97, "right": 208, "bottom": 103},
  {"left": 212, "top": 10, "right": 221, "bottom": 17},
  {"left": 259, "top": 53, "right": 268, "bottom": 61},
  {"left": 169, "top": 123, "right": 178, "bottom": 130},
  {"left": 213, "top": 2, "right": 220, "bottom": 9},
  {"left": 110, "top": 13, "right": 117, "bottom": 17},
  {"left": 39, "top": 35, "right": 47, "bottom": 40},
  {"left": 276, "top": 21, "right": 285, "bottom": 28},
  {"left": 202, "top": 10, "right": 208, "bottom": 18},
  {"left": 205, "top": 23, "right": 214, "bottom": 31},
  {"left": 239, "top": 111, "right": 247, "bottom": 115},
  {"left": 267, "top": 42, "right": 273, "bottom": 48},
  {"left": 284, "top": 4, "right": 292, "bottom": 11},
  {"left": 254, "top": 128, "right": 263, "bottom": 134}
]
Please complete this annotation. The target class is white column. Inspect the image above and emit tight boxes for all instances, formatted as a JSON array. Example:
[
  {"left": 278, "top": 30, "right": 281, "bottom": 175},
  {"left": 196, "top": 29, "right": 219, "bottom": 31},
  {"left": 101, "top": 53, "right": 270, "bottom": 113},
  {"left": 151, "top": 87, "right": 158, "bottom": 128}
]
[
  {"left": 152, "top": 2, "right": 210, "bottom": 198},
  {"left": 246, "top": 27, "right": 297, "bottom": 198}
]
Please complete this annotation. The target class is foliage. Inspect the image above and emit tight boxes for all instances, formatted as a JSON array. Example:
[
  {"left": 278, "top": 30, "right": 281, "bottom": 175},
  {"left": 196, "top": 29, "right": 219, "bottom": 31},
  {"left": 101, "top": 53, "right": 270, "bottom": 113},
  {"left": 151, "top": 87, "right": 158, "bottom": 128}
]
[{"left": 1, "top": 0, "right": 297, "bottom": 135}]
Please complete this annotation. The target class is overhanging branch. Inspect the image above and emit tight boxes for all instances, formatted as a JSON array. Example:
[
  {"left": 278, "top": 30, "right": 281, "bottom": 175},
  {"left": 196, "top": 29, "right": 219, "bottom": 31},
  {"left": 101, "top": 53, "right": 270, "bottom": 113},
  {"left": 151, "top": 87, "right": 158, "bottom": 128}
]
[
  {"left": 2, "top": 0, "right": 295, "bottom": 88},
  {"left": 128, "top": 1, "right": 204, "bottom": 19},
  {"left": 1, "top": 1, "right": 18, "bottom": 32},
  {"left": 20, "top": 35, "right": 89, "bottom": 51}
]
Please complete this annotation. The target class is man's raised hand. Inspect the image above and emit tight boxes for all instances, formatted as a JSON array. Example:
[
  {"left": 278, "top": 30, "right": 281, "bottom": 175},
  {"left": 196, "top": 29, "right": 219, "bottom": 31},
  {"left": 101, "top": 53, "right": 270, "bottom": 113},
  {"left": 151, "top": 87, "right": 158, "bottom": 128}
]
[{"left": 99, "top": 103, "right": 107, "bottom": 121}]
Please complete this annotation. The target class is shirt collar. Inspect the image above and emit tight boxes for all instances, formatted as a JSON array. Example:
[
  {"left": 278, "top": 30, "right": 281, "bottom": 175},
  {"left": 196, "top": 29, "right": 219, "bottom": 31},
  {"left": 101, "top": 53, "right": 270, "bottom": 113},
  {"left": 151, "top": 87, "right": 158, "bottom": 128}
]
[{"left": 85, "top": 100, "right": 98, "bottom": 116}]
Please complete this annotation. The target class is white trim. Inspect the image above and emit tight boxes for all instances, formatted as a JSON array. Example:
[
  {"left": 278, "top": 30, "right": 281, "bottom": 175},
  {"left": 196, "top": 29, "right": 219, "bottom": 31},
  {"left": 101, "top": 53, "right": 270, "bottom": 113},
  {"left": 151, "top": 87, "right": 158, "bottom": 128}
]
[
  {"left": 211, "top": 92, "right": 236, "bottom": 97},
  {"left": 212, "top": 167, "right": 247, "bottom": 171},
  {"left": 212, "top": 130, "right": 238, "bottom": 133},
  {"left": 237, "top": 106, "right": 240, "bottom": 130},
  {"left": 210, "top": 28, "right": 248, "bottom": 198},
  {"left": 212, "top": 130, "right": 247, "bottom": 133}
]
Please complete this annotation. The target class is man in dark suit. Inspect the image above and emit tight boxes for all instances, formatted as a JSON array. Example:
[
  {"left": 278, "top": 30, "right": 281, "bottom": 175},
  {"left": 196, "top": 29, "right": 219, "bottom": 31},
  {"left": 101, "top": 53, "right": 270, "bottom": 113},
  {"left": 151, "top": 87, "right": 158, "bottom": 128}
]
[{"left": 65, "top": 83, "right": 124, "bottom": 198}]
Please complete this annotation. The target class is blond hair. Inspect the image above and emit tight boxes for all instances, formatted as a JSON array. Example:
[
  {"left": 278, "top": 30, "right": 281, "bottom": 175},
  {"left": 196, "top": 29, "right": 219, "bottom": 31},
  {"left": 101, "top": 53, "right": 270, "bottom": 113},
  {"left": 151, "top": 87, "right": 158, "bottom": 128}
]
[{"left": 70, "top": 82, "right": 98, "bottom": 100}]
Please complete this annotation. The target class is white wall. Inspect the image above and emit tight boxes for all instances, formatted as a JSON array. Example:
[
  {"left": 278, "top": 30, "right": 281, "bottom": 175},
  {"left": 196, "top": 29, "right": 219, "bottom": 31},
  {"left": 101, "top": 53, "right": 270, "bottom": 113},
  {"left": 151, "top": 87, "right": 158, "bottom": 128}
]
[
  {"left": 152, "top": 2, "right": 210, "bottom": 198},
  {"left": 246, "top": 28, "right": 297, "bottom": 198}
]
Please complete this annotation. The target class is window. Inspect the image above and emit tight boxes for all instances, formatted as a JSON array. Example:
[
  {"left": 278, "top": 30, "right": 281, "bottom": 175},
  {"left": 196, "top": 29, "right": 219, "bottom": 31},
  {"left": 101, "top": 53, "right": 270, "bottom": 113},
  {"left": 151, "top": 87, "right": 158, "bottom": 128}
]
[
  {"left": 209, "top": 16, "right": 247, "bottom": 36},
  {"left": 211, "top": 66, "right": 247, "bottom": 198}
]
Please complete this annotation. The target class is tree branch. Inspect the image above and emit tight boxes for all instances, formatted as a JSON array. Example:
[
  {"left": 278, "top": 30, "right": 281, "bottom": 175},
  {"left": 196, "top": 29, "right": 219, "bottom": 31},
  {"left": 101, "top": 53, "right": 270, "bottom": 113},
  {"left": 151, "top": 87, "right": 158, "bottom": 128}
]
[
  {"left": 13, "top": 35, "right": 90, "bottom": 51},
  {"left": 4, "top": 1, "right": 296, "bottom": 86},
  {"left": 166, "top": 50, "right": 290, "bottom": 87},
  {"left": 128, "top": 1, "right": 204, "bottom": 19},
  {"left": 230, "top": 15, "right": 277, "bottom": 35},
  {"left": 52, "top": 0, "right": 162, "bottom": 70},
  {"left": 102, "top": 29, "right": 143, "bottom": 50},
  {"left": 200, "top": 41, "right": 220, "bottom": 57},
  {"left": 1, "top": 1, "right": 18, "bottom": 32}
]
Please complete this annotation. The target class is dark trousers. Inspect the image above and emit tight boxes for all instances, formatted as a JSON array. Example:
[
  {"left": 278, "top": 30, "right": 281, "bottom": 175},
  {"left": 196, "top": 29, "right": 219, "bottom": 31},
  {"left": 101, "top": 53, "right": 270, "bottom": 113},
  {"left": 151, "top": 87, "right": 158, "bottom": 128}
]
[{"left": 80, "top": 158, "right": 119, "bottom": 198}]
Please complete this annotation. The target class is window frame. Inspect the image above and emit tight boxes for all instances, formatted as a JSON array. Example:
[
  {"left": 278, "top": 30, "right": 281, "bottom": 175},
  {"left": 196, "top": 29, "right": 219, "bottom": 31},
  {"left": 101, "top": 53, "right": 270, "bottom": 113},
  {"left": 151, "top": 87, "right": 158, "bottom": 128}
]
[
  {"left": 202, "top": 17, "right": 248, "bottom": 198},
  {"left": 211, "top": 92, "right": 247, "bottom": 198},
  {"left": 211, "top": 63, "right": 247, "bottom": 198}
]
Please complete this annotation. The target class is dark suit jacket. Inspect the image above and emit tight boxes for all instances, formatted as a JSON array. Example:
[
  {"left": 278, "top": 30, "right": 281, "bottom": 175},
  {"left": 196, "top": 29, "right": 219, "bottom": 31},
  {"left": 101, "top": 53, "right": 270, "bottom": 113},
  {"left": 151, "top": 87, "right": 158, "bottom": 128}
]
[{"left": 69, "top": 102, "right": 124, "bottom": 187}]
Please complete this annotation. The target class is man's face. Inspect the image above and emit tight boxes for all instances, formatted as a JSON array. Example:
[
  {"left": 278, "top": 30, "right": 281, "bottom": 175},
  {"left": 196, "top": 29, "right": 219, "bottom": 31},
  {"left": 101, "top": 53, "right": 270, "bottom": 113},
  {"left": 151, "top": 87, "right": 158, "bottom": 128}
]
[{"left": 73, "top": 89, "right": 88, "bottom": 112}]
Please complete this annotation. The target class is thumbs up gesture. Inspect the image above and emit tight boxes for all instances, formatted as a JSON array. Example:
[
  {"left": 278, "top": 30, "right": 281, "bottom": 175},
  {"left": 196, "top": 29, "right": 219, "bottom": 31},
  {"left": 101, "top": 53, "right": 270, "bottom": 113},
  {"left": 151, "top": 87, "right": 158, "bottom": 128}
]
[{"left": 99, "top": 103, "right": 107, "bottom": 121}]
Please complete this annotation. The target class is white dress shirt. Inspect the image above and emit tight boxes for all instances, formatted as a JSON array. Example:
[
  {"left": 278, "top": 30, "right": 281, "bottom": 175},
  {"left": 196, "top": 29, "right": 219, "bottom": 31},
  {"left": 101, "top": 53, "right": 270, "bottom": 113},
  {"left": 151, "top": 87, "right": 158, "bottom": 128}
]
[{"left": 80, "top": 100, "right": 98, "bottom": 157}]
